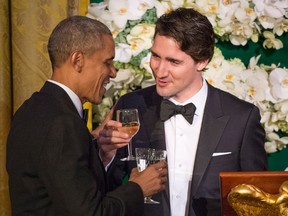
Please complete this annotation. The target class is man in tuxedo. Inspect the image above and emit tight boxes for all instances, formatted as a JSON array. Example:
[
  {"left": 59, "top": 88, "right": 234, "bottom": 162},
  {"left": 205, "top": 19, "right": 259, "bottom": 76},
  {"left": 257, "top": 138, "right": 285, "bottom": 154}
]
[
  {"left": 6, "top": 16, "right": 167, "bottom": 216},
  {"left": 96, "top": 8, "right": 268, "bottom": 216}
]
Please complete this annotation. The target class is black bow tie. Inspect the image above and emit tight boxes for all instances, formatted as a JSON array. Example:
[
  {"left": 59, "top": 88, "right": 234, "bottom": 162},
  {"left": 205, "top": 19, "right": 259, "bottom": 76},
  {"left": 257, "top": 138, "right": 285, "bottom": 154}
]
[{"left": 160, "top": 99, "right": 196, "bottom": 124}]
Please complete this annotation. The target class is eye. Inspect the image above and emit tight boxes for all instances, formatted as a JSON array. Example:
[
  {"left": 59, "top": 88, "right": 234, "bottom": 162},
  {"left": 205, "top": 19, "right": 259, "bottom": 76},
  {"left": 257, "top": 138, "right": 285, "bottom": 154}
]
[
  {"left": 151, "top": 52, "right": 160, "bottom": 59},
  {"left": 105, "top": 60, "right": 114, "bottom": 67},
  {"left": 168, "top": 58, "right": 181, "bottom": 65},
  {"left": 170, "top": 59, "right": 180, "bottom": 64}
]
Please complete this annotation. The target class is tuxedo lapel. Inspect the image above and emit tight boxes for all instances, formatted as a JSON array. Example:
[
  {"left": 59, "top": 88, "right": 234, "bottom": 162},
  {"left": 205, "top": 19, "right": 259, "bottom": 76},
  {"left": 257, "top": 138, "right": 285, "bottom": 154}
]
[
  {"left": 191, "top": 84, "right": 230, "bottom": 197},
  {"left": 141, "top": 92, "right": 166, "bottom": 151},
  {"left": 140, "top": 92, "right": 170, "bottom": 214}
]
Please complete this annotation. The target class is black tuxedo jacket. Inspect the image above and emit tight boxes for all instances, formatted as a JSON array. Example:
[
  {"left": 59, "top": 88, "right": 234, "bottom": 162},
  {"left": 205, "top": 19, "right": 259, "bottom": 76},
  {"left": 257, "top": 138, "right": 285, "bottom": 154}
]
[
  {"left": 6, "top": 81, "right": 143, "bottom": 216},
  {"left": 108, "top": 82, "right": 268, "bottom": 216}
]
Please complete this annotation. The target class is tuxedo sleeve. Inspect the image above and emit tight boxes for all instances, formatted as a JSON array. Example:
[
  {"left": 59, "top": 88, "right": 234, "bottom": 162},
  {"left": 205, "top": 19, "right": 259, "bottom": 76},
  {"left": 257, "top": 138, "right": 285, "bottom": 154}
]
[{"left": 39, "top": 114, "right": 144, "bottom": 216}]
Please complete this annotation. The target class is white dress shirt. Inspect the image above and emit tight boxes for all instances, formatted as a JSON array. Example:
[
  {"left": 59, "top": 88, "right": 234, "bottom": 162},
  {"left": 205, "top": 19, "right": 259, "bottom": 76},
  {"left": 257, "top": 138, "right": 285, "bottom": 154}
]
[
  {"left": 48, "top": 80, "right": 83, "bottom": 118},
  {"left": 164, "top": 80, "right": 208, "bottom": 216}
]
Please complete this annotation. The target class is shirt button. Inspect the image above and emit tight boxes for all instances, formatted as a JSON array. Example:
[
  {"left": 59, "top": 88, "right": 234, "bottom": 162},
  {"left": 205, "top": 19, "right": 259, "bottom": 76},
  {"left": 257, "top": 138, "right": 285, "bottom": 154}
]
[
  {"left": 178, "top": 164, "right": 182, "bottom": 168},
  {"left": 176, "top": 195, "right": 180, "bottom": 199}
]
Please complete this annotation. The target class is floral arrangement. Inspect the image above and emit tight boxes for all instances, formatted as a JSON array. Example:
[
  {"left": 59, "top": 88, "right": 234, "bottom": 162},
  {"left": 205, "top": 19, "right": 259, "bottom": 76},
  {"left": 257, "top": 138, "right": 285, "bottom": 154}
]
[{"left": 87, "top": 0, "right": 288, "bottom": 153}]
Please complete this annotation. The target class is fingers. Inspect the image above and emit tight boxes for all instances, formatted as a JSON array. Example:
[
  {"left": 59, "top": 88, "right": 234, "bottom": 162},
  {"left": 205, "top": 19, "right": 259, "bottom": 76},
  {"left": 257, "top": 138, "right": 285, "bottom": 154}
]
[
  {"left": 97, "top": 120, "right": 132, "bottom": 152},
  {"left": 130, "top": 164, "right": 168, "bottom": 197},
  {"left": 149, "top": 161, "right": 167, "bottom": 171},
  {"left": 100, "top": 120, "right": 130, "bottom": 139}
]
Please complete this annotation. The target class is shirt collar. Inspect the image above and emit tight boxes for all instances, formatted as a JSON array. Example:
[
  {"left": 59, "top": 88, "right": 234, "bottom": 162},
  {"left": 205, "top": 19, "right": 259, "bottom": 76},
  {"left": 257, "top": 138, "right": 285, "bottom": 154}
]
[{"left": 48, "top": 80, "right": 83, "bottom": 118}]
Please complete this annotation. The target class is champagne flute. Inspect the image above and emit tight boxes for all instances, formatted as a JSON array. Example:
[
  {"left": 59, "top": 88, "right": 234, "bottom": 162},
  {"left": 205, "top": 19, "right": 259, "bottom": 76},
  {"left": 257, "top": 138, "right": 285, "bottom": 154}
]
[
  {"left": 135, "top": 148, "right": 167, "bottom": 204},
  {"left": 117, "top": 109, "right": 140, "bottom": 161}
]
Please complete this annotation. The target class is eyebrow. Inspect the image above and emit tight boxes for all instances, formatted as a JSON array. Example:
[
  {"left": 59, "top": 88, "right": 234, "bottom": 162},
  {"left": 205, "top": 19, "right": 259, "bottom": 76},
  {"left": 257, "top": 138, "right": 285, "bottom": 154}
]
[{"left": 151, "top": 50, "right": 183, "bottom": 64}]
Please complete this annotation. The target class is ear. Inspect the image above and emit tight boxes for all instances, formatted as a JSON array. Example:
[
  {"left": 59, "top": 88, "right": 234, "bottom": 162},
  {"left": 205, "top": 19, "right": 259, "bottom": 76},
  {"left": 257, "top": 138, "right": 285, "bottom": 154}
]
[
  {"left": 196, "top": 59, "right": 209, "bottom": 72},
  {"left": 71, "top": 51, "right": 84, "bottom": 73}
]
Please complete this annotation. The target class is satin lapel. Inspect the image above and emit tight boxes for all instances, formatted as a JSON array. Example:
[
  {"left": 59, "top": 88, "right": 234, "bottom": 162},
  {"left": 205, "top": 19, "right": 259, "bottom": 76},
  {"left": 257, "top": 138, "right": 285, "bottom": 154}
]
[{"left": 191, "top": 84, "right": 230, "bottom": 197}]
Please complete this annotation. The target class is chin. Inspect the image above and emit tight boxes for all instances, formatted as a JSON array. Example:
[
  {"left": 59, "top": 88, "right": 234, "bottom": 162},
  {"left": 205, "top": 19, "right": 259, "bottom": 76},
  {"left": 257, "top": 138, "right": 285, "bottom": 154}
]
[{"left": 156, "top": 86, "right": 171, "bottom": 97}]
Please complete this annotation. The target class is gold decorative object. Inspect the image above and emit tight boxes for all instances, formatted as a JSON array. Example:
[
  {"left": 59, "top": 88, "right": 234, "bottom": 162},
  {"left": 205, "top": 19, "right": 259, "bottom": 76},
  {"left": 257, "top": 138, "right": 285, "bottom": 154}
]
[{"left": 228, "top": 181, "right": 288, "bottom": 216}]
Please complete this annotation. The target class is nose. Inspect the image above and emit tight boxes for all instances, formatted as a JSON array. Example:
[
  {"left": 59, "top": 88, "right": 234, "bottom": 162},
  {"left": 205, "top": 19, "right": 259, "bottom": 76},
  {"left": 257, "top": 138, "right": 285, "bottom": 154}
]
[
  {"left": 151, "top": 59, "right": 168, "bottom": 78},
  {"left": 109, "top": 64, "right": 117, "bottom": 78}
]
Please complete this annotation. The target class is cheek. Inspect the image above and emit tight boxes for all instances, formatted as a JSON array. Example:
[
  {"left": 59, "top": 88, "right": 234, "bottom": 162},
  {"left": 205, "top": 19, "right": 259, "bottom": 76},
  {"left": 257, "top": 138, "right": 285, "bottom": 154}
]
[{"left": 150, "top": 58, "right": 159, "bottom": 70}]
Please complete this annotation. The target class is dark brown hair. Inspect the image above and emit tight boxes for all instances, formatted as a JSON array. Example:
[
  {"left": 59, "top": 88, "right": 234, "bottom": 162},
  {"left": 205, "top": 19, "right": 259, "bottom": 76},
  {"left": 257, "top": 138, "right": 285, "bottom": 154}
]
[{"left": 154, "top": 8, "right": 215, "bottom": 62}]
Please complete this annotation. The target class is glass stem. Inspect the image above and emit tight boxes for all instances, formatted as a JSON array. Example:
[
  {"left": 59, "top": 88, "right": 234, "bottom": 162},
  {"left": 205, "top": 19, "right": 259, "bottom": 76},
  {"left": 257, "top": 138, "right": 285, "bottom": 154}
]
[{"left": 127, "top": 141, "right": 133, "bottom": 157}]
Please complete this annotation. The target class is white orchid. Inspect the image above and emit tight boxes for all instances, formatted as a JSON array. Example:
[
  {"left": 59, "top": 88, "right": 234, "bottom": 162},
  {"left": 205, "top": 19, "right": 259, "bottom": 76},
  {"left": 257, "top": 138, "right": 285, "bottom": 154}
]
[
  {"left": 269, "top": 68, "right": 288, "bottom": 101},
  {"left": 273, "top": 18, "right": 288, "bottom": 36},
  {"left": 262, "top": 31, "right": 284, "bottom": 49},
  {"left": 242, "top": 70, "right": 268, "bottom": 103},
  {"left": 126, "top": 23, "right": 155, "bottom": 55},
  {"left": 107, "top": 0, "right": 153, "bottom": 29},
  {"left": 252, "top": 0, "right": 288, "bottom": 19},
  {"left": 140, "top": 52, "right": 153, "bottom": 74},
  {"left": 114, "top": 43, "right": 133, "bottom": 63},
  {"left": 265, "top": 132, "right": 288, "bottom": 153},
  {"left": 154, "top": 0, "right": 173, "bottom": 17}
]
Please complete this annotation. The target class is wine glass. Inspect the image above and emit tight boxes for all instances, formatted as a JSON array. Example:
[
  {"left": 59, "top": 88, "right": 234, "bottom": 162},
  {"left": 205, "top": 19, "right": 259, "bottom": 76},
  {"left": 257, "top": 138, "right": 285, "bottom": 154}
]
[
  {"left": 117, "top": 109, "right": 140, "bottom": 161},
  {"left": 135, "top": 148, "right": 167, "bottom": 204}
]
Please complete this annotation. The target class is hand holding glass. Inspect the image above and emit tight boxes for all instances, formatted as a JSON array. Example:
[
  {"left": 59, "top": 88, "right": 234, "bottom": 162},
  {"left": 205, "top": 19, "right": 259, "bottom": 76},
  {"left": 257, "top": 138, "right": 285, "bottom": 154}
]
[
  {"left": 117, "top": 109, "right": 140, "bottom": 161},
  {"left": 136, "top": 148, "right": 167, "bottom": 204}
]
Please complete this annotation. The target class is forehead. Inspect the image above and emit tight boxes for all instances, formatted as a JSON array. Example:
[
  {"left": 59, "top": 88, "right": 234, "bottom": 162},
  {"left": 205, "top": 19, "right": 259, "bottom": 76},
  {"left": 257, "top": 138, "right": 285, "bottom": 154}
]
[
  {"left": 151, "top": 34, "right": 189, "bottom": 59},
  {"left": 92, "top": 35, "right": 115, "bottom": 58},
  {"left": 102, "top": 35, "right": 115, "bottom": 53},
  {"left": 152, "top": 34, "right": 179, "bottom": 48}
]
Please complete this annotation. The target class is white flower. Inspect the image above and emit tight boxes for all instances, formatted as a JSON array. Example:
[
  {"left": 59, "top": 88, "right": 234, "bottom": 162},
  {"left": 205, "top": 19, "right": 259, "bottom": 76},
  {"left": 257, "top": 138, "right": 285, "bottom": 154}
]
[
  {"left": 140, "top": 52, "right": 153, "bottom": 74},
  {"left": 195, "top": 0, "right": 219, "bottom": 14},
  {"left": 114, "top": 43, "right": 133, "bottom": 63},
  {"left": 265, "top": 140, "right": 278, "bottom": 153},
  {"left": 262, "top": 31, "right": 284, "bottom": 49},
  {"left": 274, "top": 18, "right": 288, "bottom": 36},
  {"left": 154, "top": 0, "right": 173, "bottom": 17},
  {"left": 265, "top": 132, "right": 288, "bottom": 153},
  {"left": 112, "top": 69, "right": 135, "bottom": 86},
  {"left": 252, "top": 0, "right": 287, "bottom": 19},
  {"left": 269, "top": 68, "right": 288, "bottom": 101},
  {"left": 130, "top": 23, "right": 155, "bottom": 39},
  {"left": 234, "top": 3, "right": 257, "bottom": 24},
  {"left": 242, "top": 68, "right": 270, "bottom": 103},
  {"left": 87, "top": 3, "right": 122, "bottom": 37},
  {"left": 229, "top": 23, "right": 254, "bottom": 46},
  {"left": 108, "top": 0, "right": 149, "bottom": 29},
  {"left": 126, "top": 23, "right": 155, "bottom": 55}
]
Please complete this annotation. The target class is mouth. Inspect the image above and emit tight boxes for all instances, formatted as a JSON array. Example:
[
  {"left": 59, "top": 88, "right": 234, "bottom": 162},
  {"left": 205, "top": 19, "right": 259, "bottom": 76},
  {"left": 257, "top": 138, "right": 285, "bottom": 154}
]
[
  {"left": 157, "top": 79, "right": 169, "bottom": 87},
  {"left": 102, "top": 80, "right": 110, "bottom": 90}
]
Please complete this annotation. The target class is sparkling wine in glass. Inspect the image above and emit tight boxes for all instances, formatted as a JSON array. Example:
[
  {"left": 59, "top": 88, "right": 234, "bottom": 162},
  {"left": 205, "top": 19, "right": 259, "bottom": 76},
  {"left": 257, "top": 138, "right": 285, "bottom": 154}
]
[
  {"left": 136, "top": 148, "right": 167, "bottom": 204},
  {"left": 117, "top": 109, "right": 140, "bottom": 161}
]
